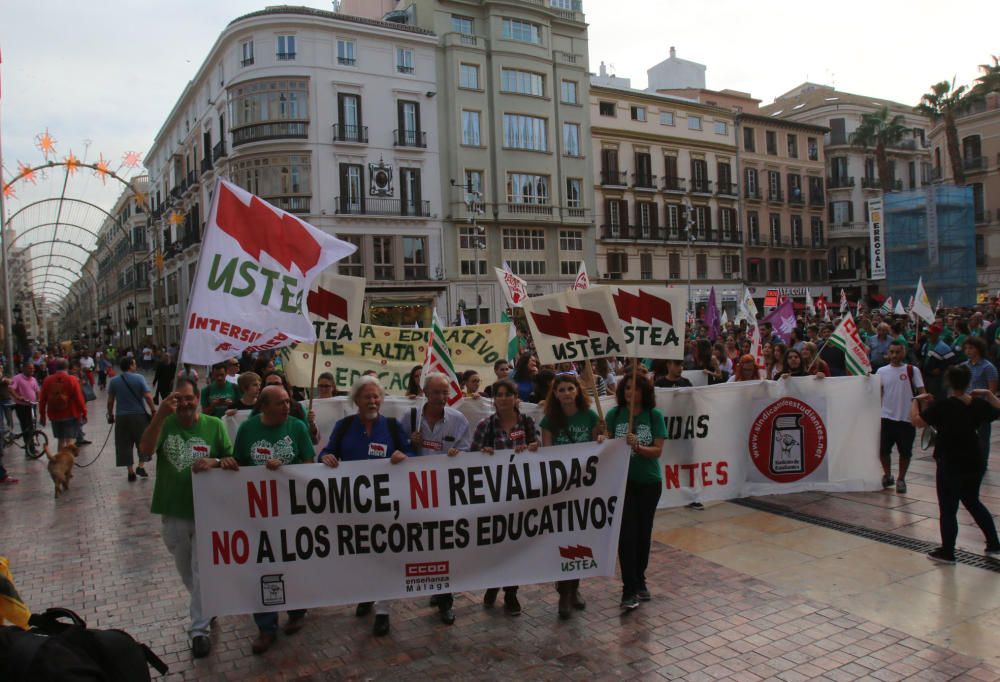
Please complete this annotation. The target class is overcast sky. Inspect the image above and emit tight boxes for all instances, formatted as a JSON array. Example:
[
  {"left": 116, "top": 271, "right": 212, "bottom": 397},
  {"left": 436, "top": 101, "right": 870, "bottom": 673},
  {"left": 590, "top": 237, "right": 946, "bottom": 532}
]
[{"left": 1, "top": 0, "right": 997, "bottom": 299}]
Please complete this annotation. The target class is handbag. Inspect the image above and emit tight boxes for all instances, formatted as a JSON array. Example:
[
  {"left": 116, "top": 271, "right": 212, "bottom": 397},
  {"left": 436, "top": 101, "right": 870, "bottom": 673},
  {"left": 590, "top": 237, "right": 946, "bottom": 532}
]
[
  {"left": 116, "top": 373, "right": 152, "bottom": 421},
  {"left": 81, "top": 381, "right": 96, "bottom": 403}
]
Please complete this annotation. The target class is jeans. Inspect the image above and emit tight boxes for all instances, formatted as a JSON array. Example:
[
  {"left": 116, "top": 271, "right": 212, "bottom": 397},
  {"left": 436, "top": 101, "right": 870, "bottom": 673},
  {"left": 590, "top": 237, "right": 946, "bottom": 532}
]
[
  {"left": 161, "top": 516, "right": 211, "bottom": 639},
  {"left": 936, "top": 464, "right": 1000, "bottom": 552},
  {"left": 253, "top": 609, "right": 307, "bottom": 635},
  {"left": 14, "top": 404, "right": 36, "bottom": 454},
  {"left": 618, "top": 479, "right": 662, "bottom": 596},
  {"left": 977, "top": 422, "right": 992, "bottom": 466}
]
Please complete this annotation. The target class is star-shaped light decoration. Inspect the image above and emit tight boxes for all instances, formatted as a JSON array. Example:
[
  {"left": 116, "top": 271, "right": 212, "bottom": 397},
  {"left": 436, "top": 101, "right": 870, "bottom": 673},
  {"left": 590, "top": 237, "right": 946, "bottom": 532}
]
[
  {"left": 121, "top": 151, "right": 142, "bottom": 168},
  {"left": 2, "top": 183, "right": 15, "bottom": 200},
  {"left": 17, "top": 162, "right": 38, "bottom": 184},
  {"left": 169, "top": 211, "right": 186, "bottom": 225},
  {"left": 154, "top": 250, "right": 164, "bottom": 273},
  {"left": 93, "top": 154, "right": 111, "bottom": 184},
  {"left": 64, "top": 151, "right": 81, "bottom": 175},
  {"left": 133, "top": 189, "right": 148, "bottom": 210},
  {"left": 35, "top": 129, "right": 57, "bottom": 160}
]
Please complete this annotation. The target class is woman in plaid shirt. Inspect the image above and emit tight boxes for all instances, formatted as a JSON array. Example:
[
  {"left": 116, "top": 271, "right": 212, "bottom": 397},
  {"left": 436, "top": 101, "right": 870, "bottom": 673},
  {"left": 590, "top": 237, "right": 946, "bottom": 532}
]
[{"left": 470, "top": 378, "right": 539, "bottom": 615}]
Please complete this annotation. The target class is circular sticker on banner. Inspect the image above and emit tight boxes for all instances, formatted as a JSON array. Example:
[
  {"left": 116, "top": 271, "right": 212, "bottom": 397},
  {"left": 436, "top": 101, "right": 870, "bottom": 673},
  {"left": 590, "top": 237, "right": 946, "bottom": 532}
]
[
  {"left": 384, "top": 331, "right": 391, "bottom": 337},
  {"left": 302, "top": 353, "right": 310, "bottom": 360},
  {"left": 324, "top": 361, "right": 332, "bottom": 368},
  {"left": 454, "top": 348, "right": 463, "bottom": 355},
  {"left": 748, "top": 397, "right": 826, "bottom": 482}
]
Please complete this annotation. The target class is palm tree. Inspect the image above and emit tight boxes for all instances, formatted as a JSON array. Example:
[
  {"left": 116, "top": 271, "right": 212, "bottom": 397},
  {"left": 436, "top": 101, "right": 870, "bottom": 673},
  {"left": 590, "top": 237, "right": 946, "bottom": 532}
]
[
  {"left": 973, "top": 55, "right": 1000, "bottom": 96},
  {"left": 849, "top": 106, "right": 909, "bottom": 195},
  {"left": 916, "top": 79, "right": 969, "bottom": 184}
]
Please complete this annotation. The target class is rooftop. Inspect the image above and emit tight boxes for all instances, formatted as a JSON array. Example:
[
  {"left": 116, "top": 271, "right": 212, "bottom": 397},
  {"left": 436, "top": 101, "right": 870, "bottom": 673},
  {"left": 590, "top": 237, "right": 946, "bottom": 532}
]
[
  {"left": 761, "top": 82, "right": 919, "bottom": 119},
  {"left": 229, "top": 5, "right": 436, "bottom": 36}
]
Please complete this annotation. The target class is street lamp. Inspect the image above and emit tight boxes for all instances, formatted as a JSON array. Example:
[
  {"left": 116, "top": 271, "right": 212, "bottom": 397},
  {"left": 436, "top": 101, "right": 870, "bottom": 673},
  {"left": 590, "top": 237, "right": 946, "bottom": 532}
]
[
  {"left": 451, "top": 180, "right": 485, "bottom": 323},
  {"left": 683, "top": 197, "right": 696, "bottom": 313},
  {"left": 126, "top": 302, "right": 138, "bottom": 350}
]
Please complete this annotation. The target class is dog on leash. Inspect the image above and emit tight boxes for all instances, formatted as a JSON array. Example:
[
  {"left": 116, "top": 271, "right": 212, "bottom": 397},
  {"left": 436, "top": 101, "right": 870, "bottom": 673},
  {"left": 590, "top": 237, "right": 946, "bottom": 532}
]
[{"left": 44, "top": 444, "right": 78, "bottom": 498}]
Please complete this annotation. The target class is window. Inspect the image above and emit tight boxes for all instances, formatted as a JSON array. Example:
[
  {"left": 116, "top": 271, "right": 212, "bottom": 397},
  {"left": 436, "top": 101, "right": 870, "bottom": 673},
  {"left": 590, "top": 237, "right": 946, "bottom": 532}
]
[
  {"left": 791, "top": 259, "right": 806, "bottom": 281},
  {"left": 560, "top": 80, "right": 578, "bottom": 104},
  {"left": 337, "top": 163, "right": 363, "bottom": 212},
  {"left": 465, "top": 170, "right": 483, "bottom": 197},
  {"left": 562, "top": 123, "right": 580, "bottom": 156},
  {"left": 560, "top": 230, "right": 583, "bottom": 251},
  {"left": 459, "top": 226, "right": 485, "bottom": 250},
  {"left": 696, "top": 254, "right": 708, "bottom": 279},
  {"left": 747, "top": 258, "right": 765, "bottom": 282},
  {"left": 791, "top": 216, "right": 803, "bottom": 246},
  {"left": 451, "top": 14, "right": 474, "bottom": 34},
  {"left": 743, "top": 126, "right": 755, "bottom": 152},
  {"left": 502, "top": 18, "right": 542, "bottom": 44},
  {"left": 459, "top": 63, "right": 480, "bottom": 89},
  {"left": 230, "top": 78, "right": 309, "bottom": 128},
  {"left": 976, "top": 235, "right": 986, "bottom": 266},
  {"left": 336, "top": 39, "right": 355, "bottom": 65},
  {"left": 507, "top": 173, "right": 549, "bottom": 204},
  {"left": 631, "top": 106, "right": 646, "bottom": 122},
  {"left": 373, "top": 236, "right": 394, "bottom": 280},
  {"left": 336, "top": 93, "right": 362, "bottom": 141},
  {"left": 400, "top": 167, "right": 421, "bottom": 216},
  {"left": 666, "top": 204, "right": 679, "bottom": 233},
  {"left": 501, "top": 69, "right": 544, "bottom": 96},
  {"left": 276, "top": 35, "right": 296, "bottom": 60},
  {"left": 338, "top": 234, "right": 363, "bottom": 277},
  {"left": 770, "top": 258, "right": 786, "bottom": 283},
  {"left": 599, "top": 101, "right": 616, "bottom": 117},
  {"left": 766, "top": 131, "right": 777, "bottom": 155},
  {"left": 397, "top": 100, "right": 421, "bottom": 145},
  {"left": 396, "top": 48, "right": 414, "bottom": 73},
  {"left": 787, "top": 134, "right": 798, "bottom": 158},
  {"left": 767, "top": 170, "right": 781, "bottom": 199},
  {"left": 560, "top": 260, "right": 581, "bottom": 276},
  {"left": 718, "top": 162, "right": 733, "bottom": 192},
  {"left": 240, "top": 40, "right": 254, "bottom": 66},
  {"left": 403, "top": 237, "right": 427, "bottom": 279},
  {"left": 688, "top": 115, "right": 701, "bottom": 130},
  {"left": 722, "top": 254, "right": 740, "bottom": 277},
  {"left": 811, "top": 217, "right": 823, "bottom": 246},
  {"left": 606, "top": 252, "right": 627, "bottom": 278},
  {"left": 719, "top": 207, "right": 735, "bottom": 238},
  {"left": 504, "top": 229, "right": 546, "bottom": 275},
  {"left": 668, "top": 253, "right": 681, "bottom": 280},
  {"left": 460, "top": 259, "right": 487, "bottom": 276},
  {"left": 747, "top": 211, "right": 760, "bottom": 243},
  {"left": 807, "top": 137, "right": 819, "bottom": 160},
  {"left": 787, "top": 174, "right": 802, "bottom": 202},
  {"left": 640, "top": 253, "right": 653, "bottom": 280},
  {"left": 503, "top": 114, "right": 547, "bottom": 151},
  {"left": 659, "top": 111, "right": 674, "bottom": 126},
  {"left": 831, "top": 200, "right": 852, "bottom": 225},
  {"left": 233, "top": 153, "right": 312, "bottom": 201},
  {"left": 744, "top": 167, "right": 758, "bottom": 197},
  {"left": 461, "top": 110, "right": 481, "bottom": 146},
  {"left": 565, "top": 178, "right": 582, "bottom": 208},
  {"left": 714, "top": 120, "right": 728, "bottom": 135},
  {"left": 769, "top": 214, "right": 781, "bottom": 245}
]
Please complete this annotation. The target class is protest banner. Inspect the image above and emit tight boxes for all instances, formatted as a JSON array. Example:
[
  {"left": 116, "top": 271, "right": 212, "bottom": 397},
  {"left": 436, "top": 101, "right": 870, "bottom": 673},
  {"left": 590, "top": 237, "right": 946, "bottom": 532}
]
[
  {"left": 523, "top": 288, "right": 627, "bottom": 365},
  {"left": 495, "top": 266, "right": 528, "bottom": 308},
  {"left": 280, "top": 323, "right": 508, "bottom": 394},
  {"left": 606, "top": 285, "right": 686, "bottom": 360},
  {"left": 306, "top": 272, "right": 366, "bottom": 341},
  {"left": 193, "top": 440, "right": 629, "bottom": 615},
  {"left": 180, "top": 179, "right": 356, "bottom": 365}
]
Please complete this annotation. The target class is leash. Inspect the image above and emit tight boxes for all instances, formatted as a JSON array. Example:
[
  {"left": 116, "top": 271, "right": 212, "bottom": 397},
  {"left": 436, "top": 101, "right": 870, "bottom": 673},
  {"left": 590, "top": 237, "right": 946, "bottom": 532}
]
[{"left": 73, "top": 425, "right": 115, "bottom": 468}]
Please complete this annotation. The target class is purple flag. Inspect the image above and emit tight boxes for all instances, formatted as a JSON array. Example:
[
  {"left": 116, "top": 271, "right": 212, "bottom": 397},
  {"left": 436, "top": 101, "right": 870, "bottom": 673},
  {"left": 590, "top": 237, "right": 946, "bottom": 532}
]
[
  {"left": 762, "top": 298, "right": 796, "bottom": 344},
  {"left": 705, "top": 286, "right": 721, "bottom": 341}
]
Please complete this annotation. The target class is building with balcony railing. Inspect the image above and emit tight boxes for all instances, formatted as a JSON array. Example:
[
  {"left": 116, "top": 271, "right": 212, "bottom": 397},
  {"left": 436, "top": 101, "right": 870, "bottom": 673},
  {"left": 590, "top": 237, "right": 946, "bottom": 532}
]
[
  {"left": 927, "top": 91, "right": 1000, "bottom": 297},
  {"left": 144, "top": 5, "right": 447, "bottom": 338},
  {"left": 762, "top": 83, "right": 932, "bottom": 304}
]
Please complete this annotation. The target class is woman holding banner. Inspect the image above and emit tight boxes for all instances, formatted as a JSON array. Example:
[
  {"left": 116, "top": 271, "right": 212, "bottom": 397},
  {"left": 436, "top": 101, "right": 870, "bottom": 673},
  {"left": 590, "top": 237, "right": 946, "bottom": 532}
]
[
  {"left": 604, "top": 373, "right": 666, "bottom": 610},
  {"left": 540, "top": 374, "right": 606, "bottom": 619},
  {"left": 470, "top": 378, "right": 539, "bottom": 616}
]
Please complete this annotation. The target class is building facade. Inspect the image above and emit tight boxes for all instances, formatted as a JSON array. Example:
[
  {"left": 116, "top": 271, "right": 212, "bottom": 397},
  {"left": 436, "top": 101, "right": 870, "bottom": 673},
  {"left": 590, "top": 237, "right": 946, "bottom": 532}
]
[
  {"left": 144, "top": 6, "right": 447, "bottom": 343},
  {"left": 397, "top": 0, "right": 594, "bottom": 323},
  {"left": 762, "top": 84, "right": 932, "bottom": 303},
  {"left": 927, "top": 91, "right": 1000, "bottom": 298},
  {"left": 590, "top": 84, "right": 744, "bottom": 313}
]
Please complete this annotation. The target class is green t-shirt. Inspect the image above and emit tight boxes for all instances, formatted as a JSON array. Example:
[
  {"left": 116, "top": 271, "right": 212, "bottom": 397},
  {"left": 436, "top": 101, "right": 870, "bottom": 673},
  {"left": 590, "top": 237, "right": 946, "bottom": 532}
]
[
  {"left": 200, "top": 381, "right": 240, "bottom": 417},
  {"left": 151, "top": 414, "right": 233, "bottom": 520},
  {"left": 540, "top": 409, "right": 599, "bottom": 445},
  {"left": 605, "top": 406, "right": 667, "bottom": 483},
  {"left": 234, "top": 414, "right": 315, "bottom": 466}
]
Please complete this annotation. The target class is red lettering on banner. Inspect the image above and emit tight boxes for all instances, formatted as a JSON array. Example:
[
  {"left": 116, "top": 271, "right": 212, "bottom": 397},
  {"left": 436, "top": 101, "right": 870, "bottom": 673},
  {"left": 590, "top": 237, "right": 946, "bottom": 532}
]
[
  {"left": 211, "top": 530, "right": 250, "bottom": 565},
  {"left": 663, "top": 461, "right": 731, "bottom": 489},
  {"left": 408, "top": 470, "right": 440, "bottom": 510},
  {"left": 405, "top": 562, "right": 449, "bottom": 577},
  {"left": 248, "top": 480, "right": 279, "bottom": 518}
]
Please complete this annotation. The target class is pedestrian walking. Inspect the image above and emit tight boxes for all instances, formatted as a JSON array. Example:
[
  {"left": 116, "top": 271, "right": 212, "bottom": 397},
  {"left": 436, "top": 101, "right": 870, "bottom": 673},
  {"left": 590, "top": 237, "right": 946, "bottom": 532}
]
[
  {"left": 876, "top": 340, "right": 925, "bottom": 494},
  {"left": 108, "top": 357, "right": 155, "bottom": 482}
]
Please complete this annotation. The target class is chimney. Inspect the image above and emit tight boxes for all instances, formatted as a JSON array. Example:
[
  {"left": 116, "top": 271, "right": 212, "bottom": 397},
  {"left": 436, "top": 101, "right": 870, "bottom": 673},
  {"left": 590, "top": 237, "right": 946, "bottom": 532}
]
[
  {"left": 669, "top": 46, "right": 676, "bottom": 59},
  {"left": 599, "top": 61, "right": 607, "bottom": 77}
]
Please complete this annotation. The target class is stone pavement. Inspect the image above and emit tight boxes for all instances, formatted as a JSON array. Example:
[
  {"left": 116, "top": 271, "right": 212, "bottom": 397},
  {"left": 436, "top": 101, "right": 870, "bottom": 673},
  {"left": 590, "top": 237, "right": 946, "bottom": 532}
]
[{"left": 1, "top": 388, "right": 999, "bottom": 681}]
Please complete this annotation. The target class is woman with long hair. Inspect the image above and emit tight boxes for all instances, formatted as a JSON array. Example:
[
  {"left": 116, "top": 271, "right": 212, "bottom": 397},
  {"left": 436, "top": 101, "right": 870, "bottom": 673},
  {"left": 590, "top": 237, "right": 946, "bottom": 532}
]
[
  {"left": 512, "top": 354, "right": 539, "bottom": 401},
  {"left": 604, "top": 373, "right": 666, "bottom": 610},
  {"left": 539, "top": 374, "right": 606, "bottom": 619},
  {"left": 728, "top": 354, "right": 761, "bottom": 382},
  {"left": 469, "top": 378, "right": 539, "bottom": 615},
  {"left": 770, "top": 343, "right": 787, "bottom": 380},
  {"left": 405, "top": 365, "right": 423, "bottom": 398},
  {"left": 693, "top": 339, "right": 723, "bottom": 384},
  {"left": 800, "top": 342, "right": 829, "bottom": 377}
]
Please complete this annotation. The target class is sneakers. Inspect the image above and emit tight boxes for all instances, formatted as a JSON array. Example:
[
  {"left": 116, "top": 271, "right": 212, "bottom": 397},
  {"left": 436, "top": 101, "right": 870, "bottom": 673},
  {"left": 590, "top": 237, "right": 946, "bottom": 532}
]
[
  {"left": 686, "top": 502, "right": 705, "bottom": 511},
  {"left": 76, "top": 438, "right": 92, "bottom": 446},
  {"left": 558, "top": 589, "right": 572, "bottom": 620},
  {"left": 895, "top": 479, "right": 907, "bottom": 494},
  {"left": 620, "top": 594, "right": 640, "bottom": 610},
  {"left": 927, "top": 548, "right": 956, "bottom": 565},
  {"left": 373, "top": 614, "right": 390, "bottom": 637},
  {"left": 503, "top": 591, "right": 522, "bottom": 616},
  {"left": 191, "top": 635, "right": 211, "bottom": 658},
  {"left": 882, "top": 474, "right": 895, "bottom": 489},
  {"left": 251, "top": 631, "right": 276, "bottom": 655},
  {"left": 985, "top": 544, "right": 1000, "bottom": 557},
  {"left": 127, "top": 471, "right": 137, "bottom": 482},
  {"left": 636, "top": 588, "right": 652, "bottom": 602},
  {"left": 136, "top": 466, "right": 148, "bottom": 478}
]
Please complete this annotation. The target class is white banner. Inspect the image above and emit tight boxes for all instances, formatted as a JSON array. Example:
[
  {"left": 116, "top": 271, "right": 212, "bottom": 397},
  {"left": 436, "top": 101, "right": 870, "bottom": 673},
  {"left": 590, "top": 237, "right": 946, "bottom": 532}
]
[
  {"left": 194, "top": 440, "right": 629, "bottom": 615},
  {"left": 608, "top": 285, "right": 686, "bottom": 359},
  {"left": 306, "top": 271, "right": 366, "bottom": 341},
  {"left": 868, "top": 197, "right": 886, "bottom": 280},
  {"left": 522, "top": 288, "right": 627, "bottom": 365}
]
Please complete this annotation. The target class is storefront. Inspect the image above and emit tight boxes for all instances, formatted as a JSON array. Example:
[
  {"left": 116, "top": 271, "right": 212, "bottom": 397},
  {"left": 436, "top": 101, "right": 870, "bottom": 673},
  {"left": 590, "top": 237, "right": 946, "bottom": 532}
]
[{"left": 366, "top": 288, "right": 445, "bottom": 328}]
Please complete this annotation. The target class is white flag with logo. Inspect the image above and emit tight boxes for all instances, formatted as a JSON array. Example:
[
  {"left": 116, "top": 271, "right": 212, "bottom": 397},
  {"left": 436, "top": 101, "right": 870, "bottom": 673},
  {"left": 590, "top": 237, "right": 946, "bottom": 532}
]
[
  {"left": 894, "top": 299, "right": 906, "bottom": 316},
  {"left": 912, "top": 278, "right": 935, "bottom": 325},
  {"left": 495, "top": 266, "right": 528, "bottom": 308},
  {"left": 749, "top": 321, "right": 764, "bottom": 373},
  {"left": 523, "top": 288, "right": 627, "bottom": 365},
  {"left": 572, "top": 262, "right": 590, "bottom": 291},
  {"left": 180, "top": 179, "right": 356, "bottom": 365},
  {"left": 305, "top": 271, "right": 365, "bottom": 342},
  {"left": 806, "top": 290, "right": 816, "bottom": 316},
  {"left": 740, "top": 289, "right": 758, "bottom": 323},
  {"left": 839, "top": 289, "right": 848, "bottom": 314}
]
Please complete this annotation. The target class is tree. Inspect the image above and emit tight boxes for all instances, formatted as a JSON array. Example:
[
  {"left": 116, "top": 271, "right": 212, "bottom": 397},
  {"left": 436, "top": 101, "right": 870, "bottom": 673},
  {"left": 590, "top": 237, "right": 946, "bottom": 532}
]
[
  {"left": 849, "top": 106, "right": 909, "bottom": 196},
  {"left": 973, "top": 55, "right": 1000, "bottom": 96},
  {"left": 916, "top": 79, "right": 969, "bottom": 184}
]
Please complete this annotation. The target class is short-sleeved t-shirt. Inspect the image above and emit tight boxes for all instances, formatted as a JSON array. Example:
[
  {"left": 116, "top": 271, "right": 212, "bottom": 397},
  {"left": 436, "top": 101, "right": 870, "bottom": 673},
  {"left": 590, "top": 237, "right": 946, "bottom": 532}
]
[
  {"left": 921, "top": 397, "right": 999, "bottom": 471},
  {"left": 151, "top": 414, "right": 232, "bottom": 520},
  {"left": 605, "top": 406, "right": 667, "bottom": 483},
  {"left": 540, "top": 409, "right": 599, "bottom": 445},
  {"left": 200, "top": 382, "right": 240, "bottom": 417},
  {"left": 234, "top": 414, "right": 315, "bottom": 466},
  {"left": 108, "top": 372, "right": 151, "bottom": 416},
  {"left": 876, "top": 364, "right": 924, "bottom": 422}
]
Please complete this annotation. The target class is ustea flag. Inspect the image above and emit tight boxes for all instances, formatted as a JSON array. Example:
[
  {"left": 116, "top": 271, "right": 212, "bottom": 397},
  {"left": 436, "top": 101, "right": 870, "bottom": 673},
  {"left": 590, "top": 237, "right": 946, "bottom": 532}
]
[
  {"left": 609, "top": 285, "right": 687, "bottom": 359},
  {"left": 180, "top": 179, "right": 356, "bottom": 365},
  {"left": 306, "top": 271, "right": 365, "bottom": 342},
  {"left": 524, "top": 287, "right": 626, "bottom": 365}
]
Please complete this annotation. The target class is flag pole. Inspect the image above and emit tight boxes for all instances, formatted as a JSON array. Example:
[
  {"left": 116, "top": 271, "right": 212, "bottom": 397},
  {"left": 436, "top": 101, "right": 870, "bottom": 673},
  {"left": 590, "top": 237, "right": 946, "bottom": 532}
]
[
  {"left": 581, "top": 360, "right": 605, "bottom": 425},
  {"left": 626, "top": 356, "right": 639, "bottom": 434},
  {"left": 307, "top": 340, "right": 321, "bottom": 411}
]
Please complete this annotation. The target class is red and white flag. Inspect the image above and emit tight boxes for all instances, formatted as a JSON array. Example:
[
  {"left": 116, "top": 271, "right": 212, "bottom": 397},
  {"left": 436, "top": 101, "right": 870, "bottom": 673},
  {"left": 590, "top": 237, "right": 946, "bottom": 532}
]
[
  {"left": 839, "top": 288, "right": 848, "bottom": 314},
  {"left": 749, "top": 321, "right": 765, "bottom": 373},
  {"left": 572, "top": 262, "right": 590, "bottom": 291},
  {"left": 495, "top": 265, "right": 528, "bottom": 308},
  {"left": 306, "top": 272, "right": 365, "bottom": 341},
  {"left": 522, "top": 288, "right": 626, "bottom": 365},
  {"left": 180, "top": 178, "right": 356, "bottom": 365}
]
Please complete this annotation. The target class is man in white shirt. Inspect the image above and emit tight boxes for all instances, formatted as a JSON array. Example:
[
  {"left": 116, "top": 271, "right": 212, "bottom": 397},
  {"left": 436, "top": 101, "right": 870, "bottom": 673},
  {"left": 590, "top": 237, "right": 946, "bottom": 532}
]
[{"left": 876, "top": 340, "right": 925, "bottom": 494}]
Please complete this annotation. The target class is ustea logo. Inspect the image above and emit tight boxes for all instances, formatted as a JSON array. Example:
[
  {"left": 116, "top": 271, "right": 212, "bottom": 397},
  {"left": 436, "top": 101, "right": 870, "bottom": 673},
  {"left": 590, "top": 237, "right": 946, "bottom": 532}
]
[
  {"left": 404, "top": 561, "right": 450, "bottom": 593},
  {"left": 559, "top": 545, "right": 597, "bottom": 572},
  {"left": 748, "top": 397, "right": 827, "bottom": 483}
]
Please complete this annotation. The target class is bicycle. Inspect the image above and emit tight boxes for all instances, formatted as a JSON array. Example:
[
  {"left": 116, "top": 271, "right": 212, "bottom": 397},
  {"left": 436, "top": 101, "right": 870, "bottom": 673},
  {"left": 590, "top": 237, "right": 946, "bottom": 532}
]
[{"left": 2, "top": 403, "right": 49, "bottom": 458}]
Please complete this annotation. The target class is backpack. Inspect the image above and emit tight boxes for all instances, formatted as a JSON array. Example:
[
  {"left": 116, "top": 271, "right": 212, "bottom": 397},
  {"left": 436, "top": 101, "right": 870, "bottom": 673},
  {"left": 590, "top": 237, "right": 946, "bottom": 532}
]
[
  {"left": 331, "top": 414, "right": 403, "bottom": 457},
  {"left": 0, "top": 607, "right": 168, "bottom": 681},
  {"left": 46, "top": 376, "right": 71, "bottom": 413}
]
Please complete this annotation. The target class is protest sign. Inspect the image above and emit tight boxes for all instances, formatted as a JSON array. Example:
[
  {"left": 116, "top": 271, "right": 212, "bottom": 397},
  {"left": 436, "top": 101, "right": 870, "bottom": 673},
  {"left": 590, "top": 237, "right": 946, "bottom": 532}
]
[
  {"left": 523, "top": 288, "right": 626, "bottom": 365},
  {"left": 608, "top": 285, "right": 686, "bottom": 359}
]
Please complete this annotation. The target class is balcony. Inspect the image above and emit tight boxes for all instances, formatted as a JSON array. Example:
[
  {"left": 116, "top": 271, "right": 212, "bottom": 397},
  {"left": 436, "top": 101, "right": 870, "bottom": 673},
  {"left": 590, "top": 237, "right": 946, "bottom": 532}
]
[
  {"left": 861, "top": 176, "right": 880, "bottom": 190},
  {"left": 690, "top": 179, "right": 713, "bottom": 195},
  {"left": 335, "top": 196, "right": 430, "bottom": 217},
  {"left": 809, "top": 194, "right": 825, "bottom": 208},
  {"left": 746, "top": 235, "right": 768, "bottom": 247},
  {"left": 241, "top": 57, "right": 254, "bottom": 67},
  {"left": 182, "top": 229, "right": 201, "bottom": 248},
  {"left": 632, "top": 173, "right": 657, "bottom": 191},
  {"left": 767, "top": 189, "right": 784, "bottom": 204},
  {"left": 716, "top": 182, "right": 738, "bottom": 196},
  {"left": 562, "top": 205, "right": 587, "bottom": 220},
  {"left": 505, "top": 202, "right": 553, "bottom": 216},
  {"left": 601, "top": 170, "right": 628, "bottom": 186},
  {"left": 745, "top": 187, "right": 762, "bottom": 201},
  {"left": 212, "top": 141, "right": 227, "bottom": 162},
  {"left": 185, "top": 170, "right": 198, "bottom": 191},
  {"left": 964, "top": 156, "right": 986, "bottom": 172},
  {"left": 828, "top": 176, "right": 854, "bottom": 189},
  {"left": 277, "top": 52, "right": 296, "bottom": 61},
  {"left": 601, "top": 224, "right": 633, "bottom": 241},
  {"left": 231, "top": 121, "right": 308, "bottom": 147},
  {"left": 200, "top": 156, "right": 213, "bottom": 173},
  {"left": 337, "top": 56, "right": 356, "bottom": 66},
  {"left": 397, "top": 64, "right": 415, "bottom": 74},
  {"left": 788, "top": 189, "right": 805, "bottom": 205},
  {"left": 829, "top": 269, "right": 862, "bottom": 282},
  {"left": 662, "top": 177, "right": 686, "bottom": 193},
  {"left": 393, "top": 129, "right": 427, "bottom": 148},
  {"left": 332, "top": 123, "right": 368, "bottom": 143},
  {"left": 266, "top": 195, "right": 311, "bottom": 214}
]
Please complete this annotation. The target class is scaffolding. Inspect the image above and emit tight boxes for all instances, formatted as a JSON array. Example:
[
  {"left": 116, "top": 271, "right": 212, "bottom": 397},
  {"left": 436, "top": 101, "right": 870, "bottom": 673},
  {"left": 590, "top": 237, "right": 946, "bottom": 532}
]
[{"left": 884, "top": 185, "right": 976, "bottom": 307}]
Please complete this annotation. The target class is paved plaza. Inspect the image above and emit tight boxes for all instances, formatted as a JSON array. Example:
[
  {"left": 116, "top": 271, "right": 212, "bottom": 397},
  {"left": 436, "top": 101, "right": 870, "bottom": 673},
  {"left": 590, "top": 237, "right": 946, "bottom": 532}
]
[{"left": 2, "top": 390, "right": 999, "bottom": 681}]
